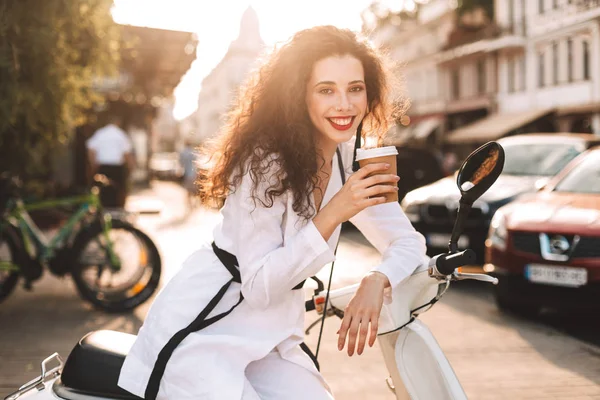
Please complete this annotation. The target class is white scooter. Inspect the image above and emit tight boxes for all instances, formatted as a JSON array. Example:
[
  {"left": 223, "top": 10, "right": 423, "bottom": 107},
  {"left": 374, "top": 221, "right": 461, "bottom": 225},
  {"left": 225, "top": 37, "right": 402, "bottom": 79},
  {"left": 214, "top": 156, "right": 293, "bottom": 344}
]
[{"left": 4, "top": 141, "right": 505, "bottom": 400}]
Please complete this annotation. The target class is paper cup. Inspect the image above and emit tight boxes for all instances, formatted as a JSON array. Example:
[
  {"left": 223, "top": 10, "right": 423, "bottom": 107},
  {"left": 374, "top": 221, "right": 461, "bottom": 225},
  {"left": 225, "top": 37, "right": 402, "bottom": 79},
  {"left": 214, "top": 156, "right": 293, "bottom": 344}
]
[{"left": 355, "top": 146, "right": 399, "bottom": 203}]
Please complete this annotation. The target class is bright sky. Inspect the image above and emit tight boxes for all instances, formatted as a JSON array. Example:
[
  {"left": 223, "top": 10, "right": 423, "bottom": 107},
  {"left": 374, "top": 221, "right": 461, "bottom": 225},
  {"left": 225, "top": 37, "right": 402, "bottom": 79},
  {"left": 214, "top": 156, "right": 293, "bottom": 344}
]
[{"left": 112, "top": 0, "right": 381, "bottom": 120}]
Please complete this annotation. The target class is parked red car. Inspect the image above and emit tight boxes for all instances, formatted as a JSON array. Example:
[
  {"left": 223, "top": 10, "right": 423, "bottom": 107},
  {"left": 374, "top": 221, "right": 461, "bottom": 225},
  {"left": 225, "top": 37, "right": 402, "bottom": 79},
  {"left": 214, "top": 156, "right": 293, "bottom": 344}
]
[{"left": 486, "top": 146, "right": 600, "bottom": 314}]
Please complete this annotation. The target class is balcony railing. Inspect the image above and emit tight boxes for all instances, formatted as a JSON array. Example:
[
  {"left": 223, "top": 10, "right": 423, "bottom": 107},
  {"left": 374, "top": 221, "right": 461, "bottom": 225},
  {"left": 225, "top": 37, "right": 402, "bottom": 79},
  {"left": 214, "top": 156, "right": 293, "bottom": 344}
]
[
  {"left": 443, "top": 24, "right": 500, "bottom": 51},
  {"left": 499, "top": 22, "right": 525, "bottom": 37},
  {"left": 573, "top": 0, "right": 600, "bottom": 11},
  {"left": 529, "top": 1, "right": 600, "bottom": 34}
]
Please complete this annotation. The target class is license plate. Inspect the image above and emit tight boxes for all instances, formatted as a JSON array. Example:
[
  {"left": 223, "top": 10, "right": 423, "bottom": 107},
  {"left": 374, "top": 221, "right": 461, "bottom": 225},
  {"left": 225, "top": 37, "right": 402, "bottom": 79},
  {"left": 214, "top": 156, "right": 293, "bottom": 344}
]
[
  {"left": 427, "top": 233, "right": 469, "bottom": 248},
  {"left": 525, "top": 264, "right": 587, "bottom": 287}
]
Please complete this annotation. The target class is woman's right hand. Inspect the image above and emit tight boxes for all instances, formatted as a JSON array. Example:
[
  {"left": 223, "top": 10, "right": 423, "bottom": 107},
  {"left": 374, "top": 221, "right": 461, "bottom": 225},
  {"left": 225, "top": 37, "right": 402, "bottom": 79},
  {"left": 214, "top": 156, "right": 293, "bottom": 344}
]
[
  {"left": 313, "top": 163, "right": 399, "bottom": 241},
  {"left": 329, "top": 162, "right": 399, "bottom": 223}
]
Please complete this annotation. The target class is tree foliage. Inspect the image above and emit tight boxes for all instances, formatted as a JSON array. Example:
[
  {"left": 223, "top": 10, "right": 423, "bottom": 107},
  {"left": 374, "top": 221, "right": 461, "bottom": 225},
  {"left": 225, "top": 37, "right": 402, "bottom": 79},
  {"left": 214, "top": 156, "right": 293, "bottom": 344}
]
[{"left": 0, "top": 0, "right": 120, "bottom": 180}]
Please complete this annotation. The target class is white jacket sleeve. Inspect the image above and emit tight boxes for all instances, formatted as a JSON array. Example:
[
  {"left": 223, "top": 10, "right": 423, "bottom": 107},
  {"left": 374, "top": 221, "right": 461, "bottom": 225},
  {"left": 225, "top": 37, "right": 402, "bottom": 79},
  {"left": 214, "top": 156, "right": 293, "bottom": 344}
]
[
  {"left": 231, "top": 168, "right": 335, "bottom": 309},
  {"left": 339, "top": 139, "right": 427, "bottom": 295},
  {"left": 349, "top": 201, "right": 427, "bottom": 292}
]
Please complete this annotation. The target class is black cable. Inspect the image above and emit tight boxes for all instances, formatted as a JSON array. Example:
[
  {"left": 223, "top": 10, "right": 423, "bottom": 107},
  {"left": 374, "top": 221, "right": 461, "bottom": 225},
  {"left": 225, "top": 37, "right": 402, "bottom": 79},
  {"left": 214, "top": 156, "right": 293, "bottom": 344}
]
[
  {"left": 352, "top": 122, "right": 363, "bottom": 172},
  {"left": 315, "top": 250, "right": 337, "bottom": 359},
  {"left": 315, "top": 147, "right": 348, "bottom": 359}
]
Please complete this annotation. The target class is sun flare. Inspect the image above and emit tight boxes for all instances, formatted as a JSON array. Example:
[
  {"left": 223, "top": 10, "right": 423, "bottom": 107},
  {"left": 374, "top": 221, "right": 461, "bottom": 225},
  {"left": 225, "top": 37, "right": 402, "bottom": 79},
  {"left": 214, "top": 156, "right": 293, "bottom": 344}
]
[{"left": 112, "top": 0, "right": 370, "bottom": 119}]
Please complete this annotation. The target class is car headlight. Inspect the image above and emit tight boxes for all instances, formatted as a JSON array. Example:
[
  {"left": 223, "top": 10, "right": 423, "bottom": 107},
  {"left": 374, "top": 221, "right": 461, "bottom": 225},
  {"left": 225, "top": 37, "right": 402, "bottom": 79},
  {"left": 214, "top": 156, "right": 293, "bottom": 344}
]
[
  {"left": 402, "top": 202, "right": 421, "bottom": 223},
  {"left": 487, "top": 211, "right": 507, "bottom": 251}
]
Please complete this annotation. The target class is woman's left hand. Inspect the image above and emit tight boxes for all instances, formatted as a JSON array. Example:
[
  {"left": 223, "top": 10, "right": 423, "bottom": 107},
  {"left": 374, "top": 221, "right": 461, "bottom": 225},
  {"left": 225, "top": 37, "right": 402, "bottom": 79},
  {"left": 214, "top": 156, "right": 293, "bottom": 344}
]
[{"left": 337, "top": 272, "right": 390, "bottom": 356}]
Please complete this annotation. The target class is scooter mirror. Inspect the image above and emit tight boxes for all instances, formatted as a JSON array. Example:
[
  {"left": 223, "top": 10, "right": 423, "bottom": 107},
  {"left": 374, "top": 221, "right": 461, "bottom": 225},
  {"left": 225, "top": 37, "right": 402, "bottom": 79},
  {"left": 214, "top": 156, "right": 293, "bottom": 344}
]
[
  {"left": 456, "top": 142, "right": 505, "bottom": 206},
  {"left": 447, "top": 142, "right": 504, "bottom": 253}
]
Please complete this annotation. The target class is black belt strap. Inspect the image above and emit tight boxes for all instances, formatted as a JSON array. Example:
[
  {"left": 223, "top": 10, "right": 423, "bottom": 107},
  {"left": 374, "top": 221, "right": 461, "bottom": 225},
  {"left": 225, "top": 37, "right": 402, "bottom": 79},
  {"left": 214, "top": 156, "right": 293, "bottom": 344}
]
[
  {"left": 144, "top": 245, "right": 243, "bottom": 399},
  {"left": 211, "top": 242, "right": 305, "bottom": 291},
  {"left": 144, "top": 147, "right": 346, "bottom": 399},
  {"left": 299, "top": 342, "right": 320, "bottom": 371},
  {"left": 211, "top": 242, "right": 241, "bottom": 283}
]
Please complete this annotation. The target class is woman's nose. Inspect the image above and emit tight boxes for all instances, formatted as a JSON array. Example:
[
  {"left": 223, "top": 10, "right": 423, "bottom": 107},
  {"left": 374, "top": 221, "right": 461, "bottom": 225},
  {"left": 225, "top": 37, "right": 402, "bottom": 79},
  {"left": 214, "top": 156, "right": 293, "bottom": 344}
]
[{"left": 336, "top": 93, "right": 352, "bottom": 111}]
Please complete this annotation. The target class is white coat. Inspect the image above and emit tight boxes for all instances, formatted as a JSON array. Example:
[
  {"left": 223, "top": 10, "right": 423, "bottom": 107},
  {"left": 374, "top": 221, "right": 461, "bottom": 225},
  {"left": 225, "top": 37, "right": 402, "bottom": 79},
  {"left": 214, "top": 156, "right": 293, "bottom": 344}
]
[{"left": 117, "top": 140, "right": 427, "bottom": 399}]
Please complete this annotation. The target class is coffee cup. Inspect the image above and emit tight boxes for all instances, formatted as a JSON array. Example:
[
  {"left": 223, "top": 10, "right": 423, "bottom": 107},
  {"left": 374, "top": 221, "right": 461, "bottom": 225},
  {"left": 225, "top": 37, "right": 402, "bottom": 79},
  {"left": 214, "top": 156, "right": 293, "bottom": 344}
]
[{"left": 355, "top": 146, "right": 399, "bottom": 203}]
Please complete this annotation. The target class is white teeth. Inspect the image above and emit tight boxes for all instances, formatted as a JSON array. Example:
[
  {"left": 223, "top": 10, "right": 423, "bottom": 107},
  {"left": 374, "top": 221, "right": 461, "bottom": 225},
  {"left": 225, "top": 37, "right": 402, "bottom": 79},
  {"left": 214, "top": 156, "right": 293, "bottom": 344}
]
[{"left": 330, "top": 117, "right": 352, "bottom": 125}]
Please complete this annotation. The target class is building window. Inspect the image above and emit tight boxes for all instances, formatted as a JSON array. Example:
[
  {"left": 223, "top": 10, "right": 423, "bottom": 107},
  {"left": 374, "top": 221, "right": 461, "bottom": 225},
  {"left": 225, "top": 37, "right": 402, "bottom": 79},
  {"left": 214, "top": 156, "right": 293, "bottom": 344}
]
[
  {"left": 477, "top": 60, "right": 486, "bottom": 94},
  {"left": 539, "top": 0, "right": 544, "bottom": 14},
  {"left": 538, "top": 52, "right": 545, "bottom": 88},
  {"left": 552, "top": 41, "right": 559, "bottom": 85},
  {"left": 451, "top": 69, "right": 460, "bottom": 100},
  {"left": 567, "top": 38, "right": 573, "bottom": 82},
  {"left": 583, "top": 40, "right": 590, "bottom": 80},
  {"left": 508, "top": 58, "right": 515, "bottom": 93}
]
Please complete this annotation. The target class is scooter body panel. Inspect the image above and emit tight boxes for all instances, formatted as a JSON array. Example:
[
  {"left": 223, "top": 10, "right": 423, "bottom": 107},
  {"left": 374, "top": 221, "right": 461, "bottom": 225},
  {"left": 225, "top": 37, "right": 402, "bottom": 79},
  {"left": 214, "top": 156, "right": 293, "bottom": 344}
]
[
  {"left": 4, "top": 377, "right": 127, "bottom": 400},
  {"left": 393, "top": 320, "right": 466, "bottom": 400},
  {"left": 377, "top": 331, "right": 411, "bottom": 400},
  {"left": 329, "top": 259, "right": 465, "bottom": 400},
  {"left": 378, "top": 260, "right": 439, "bottom": 335}
]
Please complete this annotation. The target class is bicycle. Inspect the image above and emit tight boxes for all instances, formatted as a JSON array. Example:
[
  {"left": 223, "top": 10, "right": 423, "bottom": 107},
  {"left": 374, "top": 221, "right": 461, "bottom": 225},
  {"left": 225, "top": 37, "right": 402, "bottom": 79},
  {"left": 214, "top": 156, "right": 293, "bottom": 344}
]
[{"left": 0, "top": 174, "right": 162, "bottom": 312}]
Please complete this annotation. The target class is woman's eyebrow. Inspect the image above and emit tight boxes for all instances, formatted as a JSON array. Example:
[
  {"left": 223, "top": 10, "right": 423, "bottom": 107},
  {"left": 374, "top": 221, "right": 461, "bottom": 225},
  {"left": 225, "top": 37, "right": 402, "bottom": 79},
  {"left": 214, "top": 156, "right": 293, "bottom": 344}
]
[
  {"left": 314, "top": 80, "right": 336, "bottom": 87},
  {"left": 314, "top": 79, "right": 365, "bottom": 87}
]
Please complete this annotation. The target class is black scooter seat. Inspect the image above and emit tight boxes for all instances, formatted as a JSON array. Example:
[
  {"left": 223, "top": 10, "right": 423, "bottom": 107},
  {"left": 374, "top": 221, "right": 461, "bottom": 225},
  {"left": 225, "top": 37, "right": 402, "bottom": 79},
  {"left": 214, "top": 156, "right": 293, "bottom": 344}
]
[{"left": 60, "top": 330, "right": 141, "bottom": 399}]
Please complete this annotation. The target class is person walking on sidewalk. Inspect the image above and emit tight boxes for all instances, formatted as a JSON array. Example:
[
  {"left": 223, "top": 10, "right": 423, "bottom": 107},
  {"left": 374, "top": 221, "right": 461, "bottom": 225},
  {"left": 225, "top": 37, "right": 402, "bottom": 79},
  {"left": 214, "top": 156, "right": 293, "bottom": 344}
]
[
  {"left": 118, "top": 25, "right": 426, "bottom": 400},
  {"left": 179, "top": 138, "right": 199, "bottom": 209},
  {"left": 86, "top": 114, "right": 135, "bottom": 208}
]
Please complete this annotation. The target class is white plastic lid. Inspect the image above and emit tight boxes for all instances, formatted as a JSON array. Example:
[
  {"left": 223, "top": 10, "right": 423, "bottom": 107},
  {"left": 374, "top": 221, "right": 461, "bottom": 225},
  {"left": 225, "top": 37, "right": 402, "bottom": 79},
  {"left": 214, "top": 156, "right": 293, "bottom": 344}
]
[{"left": 355, "top": 146, "right": 398, "bottom": 161}]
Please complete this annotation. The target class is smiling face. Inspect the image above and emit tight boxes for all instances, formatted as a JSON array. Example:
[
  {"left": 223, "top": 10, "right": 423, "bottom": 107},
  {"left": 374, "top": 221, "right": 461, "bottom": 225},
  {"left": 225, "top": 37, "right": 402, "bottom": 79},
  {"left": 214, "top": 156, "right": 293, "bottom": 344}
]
[{"left": 306, "top": 55, "right": 367, "bottom": 155}]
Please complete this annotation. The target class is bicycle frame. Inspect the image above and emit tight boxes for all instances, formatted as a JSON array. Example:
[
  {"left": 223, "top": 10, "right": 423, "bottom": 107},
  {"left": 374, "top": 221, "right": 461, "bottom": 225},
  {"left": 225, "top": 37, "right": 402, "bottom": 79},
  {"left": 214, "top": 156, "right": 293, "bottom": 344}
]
[{"left": 0, "top": 190, "right": 120, "bottom": 273}]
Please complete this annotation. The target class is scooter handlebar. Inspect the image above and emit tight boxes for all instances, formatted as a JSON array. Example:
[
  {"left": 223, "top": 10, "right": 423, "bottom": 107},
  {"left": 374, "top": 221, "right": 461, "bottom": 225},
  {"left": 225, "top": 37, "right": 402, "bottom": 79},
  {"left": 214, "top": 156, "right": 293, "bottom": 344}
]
[
  {"left": 305, "top": 299, "right": 315, "bottom": 312},
  {"left": 435, "top": 249, "right": 476, "bottom": 275}
]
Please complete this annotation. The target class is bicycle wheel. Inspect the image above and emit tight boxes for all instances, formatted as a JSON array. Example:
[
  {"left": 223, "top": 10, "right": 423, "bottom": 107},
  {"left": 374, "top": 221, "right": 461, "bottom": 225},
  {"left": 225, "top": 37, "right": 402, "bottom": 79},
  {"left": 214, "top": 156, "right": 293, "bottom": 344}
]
[
  {"left": 0, "top": 224, "right": 21, "bottom": 303},
  {"left": 71, "top": 219, "right": 162, "bottom": 312}
]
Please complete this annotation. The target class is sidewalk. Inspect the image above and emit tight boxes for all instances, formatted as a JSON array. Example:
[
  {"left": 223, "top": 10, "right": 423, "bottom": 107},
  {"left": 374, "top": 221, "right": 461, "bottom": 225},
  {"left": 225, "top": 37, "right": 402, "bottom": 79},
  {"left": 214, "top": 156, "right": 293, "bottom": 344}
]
[
  {"left": 131, "top": 182, "right": 600, "bottom": 399},
  {"left": 1, "top": 182, "right": 599, "bottom": 400},
  {"left": 309, "top": 229, "right": 600, "bottom": 399}
]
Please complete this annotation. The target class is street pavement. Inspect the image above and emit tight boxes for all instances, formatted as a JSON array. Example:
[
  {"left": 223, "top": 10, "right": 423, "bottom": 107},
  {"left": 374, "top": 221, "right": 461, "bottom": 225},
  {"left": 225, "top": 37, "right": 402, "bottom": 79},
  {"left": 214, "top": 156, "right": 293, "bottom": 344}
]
[{"left": 1, "top": 181, "right": 600, "bottom": 399}]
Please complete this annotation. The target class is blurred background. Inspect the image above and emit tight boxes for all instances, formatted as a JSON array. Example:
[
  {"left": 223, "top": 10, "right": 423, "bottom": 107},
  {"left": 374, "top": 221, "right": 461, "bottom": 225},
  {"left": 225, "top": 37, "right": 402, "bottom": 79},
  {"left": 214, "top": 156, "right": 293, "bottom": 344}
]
[{"left": 1, "top": 1, "right": 600, "bottom": 399}]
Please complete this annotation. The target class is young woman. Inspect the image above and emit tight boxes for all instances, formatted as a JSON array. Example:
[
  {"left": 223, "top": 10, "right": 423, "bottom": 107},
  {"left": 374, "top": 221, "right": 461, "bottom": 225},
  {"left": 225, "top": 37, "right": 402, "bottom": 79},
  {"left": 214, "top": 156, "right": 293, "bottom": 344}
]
[{"left": 118, "top": 25, "right": 426, "bottom": 400}]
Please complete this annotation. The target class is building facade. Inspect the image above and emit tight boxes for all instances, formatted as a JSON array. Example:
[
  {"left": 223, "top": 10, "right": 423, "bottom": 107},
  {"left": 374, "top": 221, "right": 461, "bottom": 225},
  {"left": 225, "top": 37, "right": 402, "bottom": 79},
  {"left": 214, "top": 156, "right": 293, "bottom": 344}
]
[
  {"left": 177, "top": 111, "right": 198, "bottom": 145},
  {"left": 70, "top": 24, "right": 197, "bottom": 188},
  {"left": 369, "top": 0, "right": 600, "bottom": 154},
  {"left": 367, "top": 1, "right": 504, "bottom": 151},
  {"left": 437, "top": 9, "right": 500, "bottom": 140},
  {"left": 496, "top": 0, "right": 600, "bottom": 134},
  {"left": 195, "top": 7, "right": 264, "bottom": 142},
  {"left": 369, "top": 0, "right": 455, "bottom": 147}
]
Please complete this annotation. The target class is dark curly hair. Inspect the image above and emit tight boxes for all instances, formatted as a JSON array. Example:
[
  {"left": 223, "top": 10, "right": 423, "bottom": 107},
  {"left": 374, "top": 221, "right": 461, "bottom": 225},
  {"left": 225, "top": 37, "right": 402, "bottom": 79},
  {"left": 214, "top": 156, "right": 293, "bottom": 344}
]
[{"left": 199, "top": 25, "right": 403, "bottom": 219}]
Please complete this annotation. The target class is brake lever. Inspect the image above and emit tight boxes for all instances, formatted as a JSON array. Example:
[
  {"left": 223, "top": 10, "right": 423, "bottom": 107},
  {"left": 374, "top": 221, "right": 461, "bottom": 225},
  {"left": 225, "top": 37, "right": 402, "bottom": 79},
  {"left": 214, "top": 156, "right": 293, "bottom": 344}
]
[{"left": 452, "top": 271, "right": 498, "bottom": 285}]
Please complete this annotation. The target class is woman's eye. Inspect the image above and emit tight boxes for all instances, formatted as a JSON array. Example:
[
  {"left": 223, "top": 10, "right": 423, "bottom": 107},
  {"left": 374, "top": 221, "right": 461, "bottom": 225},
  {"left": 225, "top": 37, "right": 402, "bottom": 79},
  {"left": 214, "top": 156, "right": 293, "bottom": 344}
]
[
  {"left": 349, "top": 86, "right": 364, "bottom": 92},
  {"left": 319, "top": 88, "right": 333, "bottom": 94}
]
